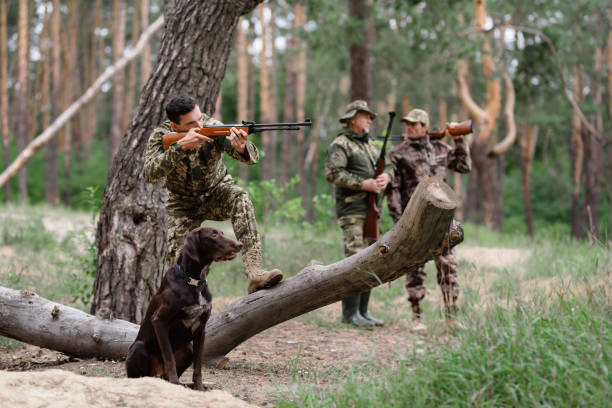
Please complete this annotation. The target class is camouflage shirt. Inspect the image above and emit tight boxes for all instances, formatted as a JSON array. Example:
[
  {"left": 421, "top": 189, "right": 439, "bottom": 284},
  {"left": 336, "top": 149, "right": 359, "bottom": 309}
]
[
  {"left": 144, "top": 117, "right": 259, "bottom": 196},
  {"left": 386, "top": 136, "right": 471, "bottom": 222},
  {"left": 325, "top": 128, "right": 394, "bottom": 218}
]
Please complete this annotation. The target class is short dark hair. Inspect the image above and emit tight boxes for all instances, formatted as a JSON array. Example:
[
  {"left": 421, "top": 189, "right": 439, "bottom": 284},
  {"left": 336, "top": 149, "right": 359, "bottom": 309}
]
[{"left": 166, "top": 95, "right": 196, "bottom": 124}]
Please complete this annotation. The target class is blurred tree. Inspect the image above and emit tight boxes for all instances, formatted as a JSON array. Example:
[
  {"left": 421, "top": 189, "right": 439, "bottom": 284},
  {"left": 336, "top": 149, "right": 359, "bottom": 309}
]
[
  {"left": 0, "top": 0, "right": 10, "bottom": 202},
  {"left": 15, "top": 0, "right": 28, "bottom": 201},
  {"left": 109, "top": 0, "right": 126, "bottom": 160}
]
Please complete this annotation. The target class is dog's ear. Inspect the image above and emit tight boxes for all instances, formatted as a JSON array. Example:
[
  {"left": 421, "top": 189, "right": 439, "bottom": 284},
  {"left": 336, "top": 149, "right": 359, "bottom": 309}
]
[{"left": 182, "top": 230, "right": 202, "bottom": 265}]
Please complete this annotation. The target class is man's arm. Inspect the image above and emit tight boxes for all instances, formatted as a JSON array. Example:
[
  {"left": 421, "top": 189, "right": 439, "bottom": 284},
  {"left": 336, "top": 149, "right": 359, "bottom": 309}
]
[
  {"left": 447, "top": 137, "right": 472, "bottom": 174},
  {"left": 144, "top": 126, "right": 187, "bottom": 183},
  {"left": 220, "top": 126, "right": 259, "bottom": 165},
  {"left": 325, "top": 143, "right": 364, "bottom": 190}
]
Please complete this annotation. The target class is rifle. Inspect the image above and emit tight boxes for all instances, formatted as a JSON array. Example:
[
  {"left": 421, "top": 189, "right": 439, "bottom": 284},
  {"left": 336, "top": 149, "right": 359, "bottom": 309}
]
[
  {"left": 162, "top": 119, "right": 313, "bottom": 151},
  {"left": 376, "top": 119, "right": 473, "bottom": 141},
  {"left": 364, "top": 112, "right": 395, "bottom": 242}
]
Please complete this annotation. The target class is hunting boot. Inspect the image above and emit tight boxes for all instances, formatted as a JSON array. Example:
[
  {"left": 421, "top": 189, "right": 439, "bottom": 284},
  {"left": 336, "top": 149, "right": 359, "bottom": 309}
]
[
  {"left": 242, "top": 247, "right": 283, "bottom": 294},
  {"left": 359, "top": 290, "right": 384, "bottom": 326},
  {"left": 342, "top": 295, "right": 374, "bottom": 327}
]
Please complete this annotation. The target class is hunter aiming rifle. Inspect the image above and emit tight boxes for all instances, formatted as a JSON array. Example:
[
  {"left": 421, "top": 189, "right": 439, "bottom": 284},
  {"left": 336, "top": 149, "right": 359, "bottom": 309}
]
[
  {"left": 364, "top": 112, "right": 395, "bottom": 242},
  {"left": 377, "top": 119, "right": 473, "bottom": 141},
  {"left": 162, "top": 119, "right": 313, "bottom": 151}
]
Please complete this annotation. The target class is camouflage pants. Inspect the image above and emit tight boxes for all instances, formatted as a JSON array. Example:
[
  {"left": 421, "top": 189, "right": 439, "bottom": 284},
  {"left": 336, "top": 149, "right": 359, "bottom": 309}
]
[
  {"left": 338, "top": 215, "right": 369, "bottom": 257},
  {"left": 165, "top": 175, "right": 259, "bottom": 265},
  {"left": 405, "top": 248, "right": 459, "bottom": 316}
]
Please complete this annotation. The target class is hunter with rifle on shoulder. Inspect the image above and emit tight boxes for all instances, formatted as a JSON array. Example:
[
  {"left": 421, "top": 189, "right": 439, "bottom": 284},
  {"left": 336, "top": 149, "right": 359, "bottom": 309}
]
[
  {"left": 325, "top": 100, "right": 393, "bottom": 328},
  {"left": 385, "top": 108, "right": 472, "bottom": 331},
  {"left": 144, "top": 94, "right": 311, "bottom": 295}
]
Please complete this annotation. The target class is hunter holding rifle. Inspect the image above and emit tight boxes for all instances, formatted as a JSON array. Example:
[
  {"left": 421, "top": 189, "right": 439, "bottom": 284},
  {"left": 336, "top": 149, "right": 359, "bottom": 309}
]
[
  {"left": 385, "top": 108, "right": 471, "bottom": 330},
  {"left": 144, "top": 95, "right": 309, "bottom": 294},
  {"left": 325, "top": 100, "right": 393, "bottom": 327}
]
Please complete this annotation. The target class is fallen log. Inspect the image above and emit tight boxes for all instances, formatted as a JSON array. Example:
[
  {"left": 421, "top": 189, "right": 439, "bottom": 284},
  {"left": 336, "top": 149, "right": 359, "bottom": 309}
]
[{"left": 0, "top": 177, "right": 457, "bottom": 366}]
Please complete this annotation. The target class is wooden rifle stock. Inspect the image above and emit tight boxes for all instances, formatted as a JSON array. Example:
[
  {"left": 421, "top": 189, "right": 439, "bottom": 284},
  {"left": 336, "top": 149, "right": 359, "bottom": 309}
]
[
  {"left": 364, "top": 112, "right": 395, "bottom": 242},
  {"left": 161, "top": 119, "right": 312, "bottom": 151},
  {"left": 427, "top": 119, "right": 473, "bottom": 139}
]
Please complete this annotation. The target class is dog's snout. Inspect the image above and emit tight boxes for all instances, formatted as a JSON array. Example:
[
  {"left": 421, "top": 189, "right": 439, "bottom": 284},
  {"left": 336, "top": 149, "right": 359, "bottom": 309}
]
[{"left": 235, "top": 241, "right": 243, "bottom": 251}]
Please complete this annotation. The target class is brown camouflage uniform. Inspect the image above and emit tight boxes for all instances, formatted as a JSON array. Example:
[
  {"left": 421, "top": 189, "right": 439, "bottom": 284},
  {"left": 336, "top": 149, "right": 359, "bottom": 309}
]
[
  {"left": 386, "top": 134, "right": 471, "bottom": 317},
  {"left": 144, "top": 117, "right": 260, "bottom": 265}
]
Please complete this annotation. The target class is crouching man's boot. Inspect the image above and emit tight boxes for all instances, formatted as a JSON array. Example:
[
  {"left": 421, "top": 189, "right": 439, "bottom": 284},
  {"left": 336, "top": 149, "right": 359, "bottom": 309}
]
[
  {"left": 242, "top": 246, "right": 283, "bottom": 294},
  {"left": 359, "top": 290, "right": 384, "bottom": 326},
  {"left": 342, "top": 295, "right": 374, "bottom": 327}
]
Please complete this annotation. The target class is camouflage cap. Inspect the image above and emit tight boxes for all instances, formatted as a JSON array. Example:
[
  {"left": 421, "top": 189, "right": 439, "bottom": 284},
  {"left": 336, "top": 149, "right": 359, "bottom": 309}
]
[
  {"left": 339, "top": 100, "right": 377, "bottom": 123},
  {"left": 401, "top": 109, "right": 429, "bottom": 127}
]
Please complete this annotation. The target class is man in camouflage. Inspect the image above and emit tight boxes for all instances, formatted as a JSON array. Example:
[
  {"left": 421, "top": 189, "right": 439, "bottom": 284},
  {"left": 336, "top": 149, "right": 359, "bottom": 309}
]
[
  {"left": 386, "top": 108, "right": 471, "bottom": 329},
  {"left": 325, "top": 100, "right": 393, "bottom": 327},
  {"left": 144, "top": 95, "right": 282, "bottom": 294}
]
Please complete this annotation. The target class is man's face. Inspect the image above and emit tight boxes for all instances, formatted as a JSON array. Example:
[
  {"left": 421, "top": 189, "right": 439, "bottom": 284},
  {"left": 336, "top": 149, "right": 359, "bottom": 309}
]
[
  {"left": 171, "top": 105, "right": 204, "bottom": 132},
  {"left": 347, "top": 111, "right": 373, "bottom": 134},
  {"left": 403, "top": 121, "right": 428, "bottom": 139}
]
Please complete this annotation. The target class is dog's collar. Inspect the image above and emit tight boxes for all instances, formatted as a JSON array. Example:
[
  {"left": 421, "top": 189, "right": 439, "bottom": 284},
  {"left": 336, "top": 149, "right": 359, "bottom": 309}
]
[{"left": 175, "top": 264, "right": 201, "bottom": 287}]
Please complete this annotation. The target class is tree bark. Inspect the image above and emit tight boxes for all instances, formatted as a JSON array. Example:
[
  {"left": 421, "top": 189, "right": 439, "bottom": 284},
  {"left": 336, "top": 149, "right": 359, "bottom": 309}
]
[
  {"left": 140, "top": 0, "right": 151, "bottom": 88},
  {"left": 91, "top": 0, "right": 264, "bottom": 324},
  {"left": 16, "top": 0, "right": 29, "bottom": 201},
  {"left": 259, "top": 4, "right": 274, "bottom": 181},
  {"left": 348, "top": 0, "right": 372, "bottom": 104},
  {"left": 0, "top": 0, "right": 11, "bottom": 202},
  {"left": 123, "top": 1, "right": 141, "bottom": 133},
  {"left": 280, "top": 9, "right": 298, "bottom": 185},
  {"left": 1, "top": 177, "right": 456, "bottom": 365}
]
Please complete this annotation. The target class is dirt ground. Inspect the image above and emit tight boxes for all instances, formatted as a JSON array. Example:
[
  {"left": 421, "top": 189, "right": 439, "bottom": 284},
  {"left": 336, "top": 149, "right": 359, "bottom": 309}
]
[{"left": 0, "top": 246, "right": 531, "bottom": 407}]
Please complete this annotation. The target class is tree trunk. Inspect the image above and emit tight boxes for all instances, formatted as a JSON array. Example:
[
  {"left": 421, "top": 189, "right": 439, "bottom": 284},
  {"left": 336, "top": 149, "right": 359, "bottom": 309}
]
[
  {"left": 294, "top": 4, "right": 307, "bottom": 206},
  {"left": 16, "top": 0, "right": 29, "bottom": 201},
  {"left": 570, "top": 66, "right": 585, "bottom": 238},
  {"left": 91, "top": 0, "right": 264, "bottom": 324},
  {"left": 236, "top": 17, "right": 249, "bottom": 183},
  {"left": 608, "top": 9, "right": 612, "bottom": 240},
  {"left": 109, "top": 0, "right": 127, "bottom": 161},
  {"left": 519, "top": 123, "right": 538, "bottom": 237},
  {"left": 348, "top": 0, "right": 372, "bottom": 104},
  {"left": 259, "top": 4, "right": 273, "bottom": 181},
  {"left": 3, "top": 177, "right": 457, "bottom": 365},
  {"left": 583, "top": 47, "right": 604, "bottom": 243},
  {"left": 140, "top": 0, "right": 151, "bottom": 88},
  {"left": 45, "top": 0, "right": 61, "bottom": 205},
  {"left": 0, "top": 0, "right": 11, "bottom": 202},
  {"left": 123, "top": 1, "right": 141, "bottom": 133},
  {"left": 280, "top": 9, "right": 298, "bottom": 185},
  {"left": 268, "top": 5, "right": 279, "bottom": 181}
]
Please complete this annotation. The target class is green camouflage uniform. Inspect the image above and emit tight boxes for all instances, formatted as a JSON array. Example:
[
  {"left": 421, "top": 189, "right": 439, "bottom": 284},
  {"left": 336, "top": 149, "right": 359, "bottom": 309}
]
[
  {"left": 325, "top": 100, "right": 394, "bottom": 327},
  {"left": 144, "top": 117, "right": 260, "bottom": 265},
  {"left": 326, "top": 127, "right": 393, "bottom": 256}
]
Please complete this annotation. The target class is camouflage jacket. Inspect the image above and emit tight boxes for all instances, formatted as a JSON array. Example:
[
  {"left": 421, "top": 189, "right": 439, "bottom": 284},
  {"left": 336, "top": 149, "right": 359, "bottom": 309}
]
[
  {"left": 144, "top": 117, "right": 259, "bottom": 197},
  {"left": 386, "top": 136, "right": 471, "bottom": 223},
  {"left": 325, "top": 128, "right": 394, "bottom": 218}
]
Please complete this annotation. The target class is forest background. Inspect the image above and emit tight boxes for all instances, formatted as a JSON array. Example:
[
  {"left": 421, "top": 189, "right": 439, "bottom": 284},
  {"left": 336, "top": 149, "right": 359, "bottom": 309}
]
[{"left": 0, "top": 0, "right": 611, "bottom": 241}]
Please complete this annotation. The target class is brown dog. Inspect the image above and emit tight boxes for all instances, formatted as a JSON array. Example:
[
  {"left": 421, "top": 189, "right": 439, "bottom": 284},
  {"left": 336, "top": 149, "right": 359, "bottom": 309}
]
[{"left": 125, "top": 227, "right": 242, "bottom": 390}]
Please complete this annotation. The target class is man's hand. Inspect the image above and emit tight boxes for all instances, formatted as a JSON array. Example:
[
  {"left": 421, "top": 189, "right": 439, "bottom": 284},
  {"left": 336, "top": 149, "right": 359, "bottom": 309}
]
[
  {"left": 376, "top": 172, "right": 390, "bottom": 190},
  {"left": 228, "top": 127, "right": 248, "bottom": 155},
  {"left": 177, "top": 128, "right": 213, "bottom": 150}
]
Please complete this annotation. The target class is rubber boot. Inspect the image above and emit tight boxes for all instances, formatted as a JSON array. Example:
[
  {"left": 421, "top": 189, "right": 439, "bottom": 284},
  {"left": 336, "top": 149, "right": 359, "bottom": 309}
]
[
  {"left": 342, "top": 295, "right": 374, "bottom": 327},
  {"left": 359, "top": 291, "right": 384, "bottom": 326},
  {"left": 242, "top": 247, "right": 283, "bottom": 294}
]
